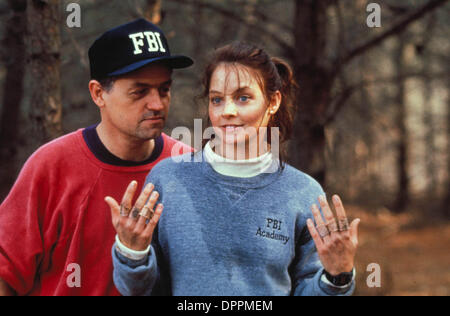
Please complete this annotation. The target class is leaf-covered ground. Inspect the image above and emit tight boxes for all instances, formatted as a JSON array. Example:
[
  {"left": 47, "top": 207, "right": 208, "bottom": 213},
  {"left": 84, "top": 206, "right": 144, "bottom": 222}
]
[{"left": 348, "top": 206, "right": 450, "bottom": 296}]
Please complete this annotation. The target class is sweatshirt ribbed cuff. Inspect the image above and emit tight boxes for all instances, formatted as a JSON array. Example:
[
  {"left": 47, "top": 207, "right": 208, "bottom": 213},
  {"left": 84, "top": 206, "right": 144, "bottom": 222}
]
[{"left": 115, "top": 235, "right": 151, "bottom": 261}]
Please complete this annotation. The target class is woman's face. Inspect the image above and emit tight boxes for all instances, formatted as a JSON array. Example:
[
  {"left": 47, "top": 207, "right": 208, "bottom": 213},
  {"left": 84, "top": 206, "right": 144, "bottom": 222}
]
[{"left": 208, "top": 63, "right": 279, "bottom": 152}]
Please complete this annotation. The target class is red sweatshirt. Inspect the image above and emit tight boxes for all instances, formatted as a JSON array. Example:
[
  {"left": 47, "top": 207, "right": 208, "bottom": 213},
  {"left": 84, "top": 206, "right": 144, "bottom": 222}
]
[{"left": 0, "top": 129, "right": 192, "bottom": 296}]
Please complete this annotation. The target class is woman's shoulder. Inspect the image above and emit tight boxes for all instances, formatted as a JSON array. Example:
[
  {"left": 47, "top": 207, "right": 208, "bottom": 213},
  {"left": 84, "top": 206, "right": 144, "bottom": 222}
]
[
  {"left": 279, "top": 163, "right": 324, "bottom": 195},
  {"left": 149, "top": 151, "right": 202, "bottom": 179}
]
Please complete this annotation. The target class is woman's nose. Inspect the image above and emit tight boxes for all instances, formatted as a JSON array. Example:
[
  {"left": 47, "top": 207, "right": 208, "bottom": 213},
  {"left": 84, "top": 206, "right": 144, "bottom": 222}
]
[{"left": 222, "top": 99, "right": 237, "bottom": 117}]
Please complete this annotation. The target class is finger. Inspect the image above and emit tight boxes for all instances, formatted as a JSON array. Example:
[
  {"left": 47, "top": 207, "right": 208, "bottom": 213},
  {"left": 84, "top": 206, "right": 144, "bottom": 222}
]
[
  {"left": 332, "top": 195, "right": 347, "bottom": 220},
  {"left": 120, "top": 181, "right": 138, "bottom": 216},
  {"left": 105, "top": 196, "right": 120, "bottom": 226},
  {"left": 311, "top": 204, "right": 331, "bottom": 242},
  {"left": 143, "top": 203, "right": 164, "bottom": 236},
  {"left": 129, "top": 183, "right": 155, "bottom": 221},
  {"left": 350, "top": 218, "right": 360, "bottom": 245},
  {"left": 318, "top": 195, "right": 336, "bottom": 225},
  {"left": 135, "top": 191, "right": 159, "bottom": 232},
  {"left": 306, "top": 218, "right": 324, "bottom": 249},
  {"left": 310, "top": 203, "right": 326, "bottom": 226}
]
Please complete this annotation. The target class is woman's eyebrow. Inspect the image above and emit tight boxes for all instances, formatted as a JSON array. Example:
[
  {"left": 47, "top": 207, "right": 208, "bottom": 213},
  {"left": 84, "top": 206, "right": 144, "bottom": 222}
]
[{"left": 209, "top": 86, "right": 251, "bottom": 95}]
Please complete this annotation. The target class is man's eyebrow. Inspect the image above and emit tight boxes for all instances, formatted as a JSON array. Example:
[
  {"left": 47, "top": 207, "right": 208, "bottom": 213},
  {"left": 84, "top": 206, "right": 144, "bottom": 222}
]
[{"left": 130, "top": 79, "right": 173, "bottom": 88}]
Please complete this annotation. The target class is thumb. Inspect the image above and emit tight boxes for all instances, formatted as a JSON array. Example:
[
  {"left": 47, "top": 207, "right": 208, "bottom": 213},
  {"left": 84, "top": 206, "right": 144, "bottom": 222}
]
[
  {"left": 105, "top": 196, "right": 120, "bottom": 225},
  {"left": 350, "top": 218, "right": 360, "bottom": 246}
]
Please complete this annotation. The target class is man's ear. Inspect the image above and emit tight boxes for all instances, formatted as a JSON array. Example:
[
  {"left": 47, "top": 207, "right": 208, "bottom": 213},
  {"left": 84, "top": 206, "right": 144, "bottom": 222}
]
[{"left": 89, "top": 80, "right": 107, "bottom": 109}]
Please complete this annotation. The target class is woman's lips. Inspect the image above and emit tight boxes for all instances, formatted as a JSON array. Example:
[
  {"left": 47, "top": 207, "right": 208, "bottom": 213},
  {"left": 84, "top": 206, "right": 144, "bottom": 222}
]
[{"left": 221, "top": 125, "right": 244, "bottom": 133}]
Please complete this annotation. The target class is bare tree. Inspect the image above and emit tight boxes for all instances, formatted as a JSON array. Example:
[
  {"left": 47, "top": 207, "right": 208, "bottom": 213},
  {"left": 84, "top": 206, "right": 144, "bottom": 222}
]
[
  {"left": 27, "top": 0, "right": 63, "bottom": 146},
  {"left": 0, "top": 0, "right": 27, "bottom": 198},
  {"left": 393, "top": 32, "right": 409, "bottom": 212}
]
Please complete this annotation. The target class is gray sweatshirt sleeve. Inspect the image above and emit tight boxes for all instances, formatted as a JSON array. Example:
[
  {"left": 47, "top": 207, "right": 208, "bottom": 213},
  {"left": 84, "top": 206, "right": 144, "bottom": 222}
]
[
  {"left": 290, "top": 218, "right": 355, "bottom": 296},
  {"left": 112, "top": 244, "right": 159, "bottom": 296}
]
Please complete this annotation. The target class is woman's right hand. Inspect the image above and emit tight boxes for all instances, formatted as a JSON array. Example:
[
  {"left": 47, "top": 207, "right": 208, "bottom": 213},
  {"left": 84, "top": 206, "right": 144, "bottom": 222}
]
[{"left": 105, "top": 181, "right": 164, "bottom": 251}]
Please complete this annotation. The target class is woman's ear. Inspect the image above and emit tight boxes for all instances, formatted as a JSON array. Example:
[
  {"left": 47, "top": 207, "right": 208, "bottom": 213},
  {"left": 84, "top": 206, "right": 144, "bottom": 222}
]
[
  {"left": 89, "top": 80, "right": 107, "bottom": 109},
  {"left": 268, "top": 91, "right": 282, "bottom": 115}
]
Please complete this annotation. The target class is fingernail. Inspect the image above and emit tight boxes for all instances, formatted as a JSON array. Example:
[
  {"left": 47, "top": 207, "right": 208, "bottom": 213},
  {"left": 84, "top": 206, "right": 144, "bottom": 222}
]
[{"left": 333, "top": 195, "right": 339, "bottom": 203}]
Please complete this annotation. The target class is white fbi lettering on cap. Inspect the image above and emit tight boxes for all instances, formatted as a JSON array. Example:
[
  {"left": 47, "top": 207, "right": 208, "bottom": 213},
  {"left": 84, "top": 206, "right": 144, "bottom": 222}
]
[{"left": 129, "top": 31, "right": 166, "bottom": 55}]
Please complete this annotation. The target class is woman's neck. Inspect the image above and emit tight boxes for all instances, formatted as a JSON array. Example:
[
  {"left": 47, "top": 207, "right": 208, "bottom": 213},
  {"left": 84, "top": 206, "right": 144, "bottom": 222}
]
[
  {"left": 212, "top": 140, "right": 271, "bottom": 161},
  {"left": 204, "top": 141, "right": 275, "bottom": 178}
]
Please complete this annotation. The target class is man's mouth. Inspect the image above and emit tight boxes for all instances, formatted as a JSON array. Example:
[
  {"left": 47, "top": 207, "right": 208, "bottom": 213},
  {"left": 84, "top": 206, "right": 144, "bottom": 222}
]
[{"left": 142, "top": 117, "right": 164, "bottom": 122}]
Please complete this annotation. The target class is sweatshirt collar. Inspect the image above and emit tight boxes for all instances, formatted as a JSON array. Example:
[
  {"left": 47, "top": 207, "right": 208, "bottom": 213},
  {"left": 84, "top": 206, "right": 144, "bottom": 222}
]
[{"left": 203, "top": 141, "right": 274, "bottom": 178}]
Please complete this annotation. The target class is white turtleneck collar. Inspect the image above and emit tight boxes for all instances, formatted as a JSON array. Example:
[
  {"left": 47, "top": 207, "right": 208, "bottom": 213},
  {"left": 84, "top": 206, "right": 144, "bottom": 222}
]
[{"left": 203, "top": 141, "right": 275, "bottom": 178}]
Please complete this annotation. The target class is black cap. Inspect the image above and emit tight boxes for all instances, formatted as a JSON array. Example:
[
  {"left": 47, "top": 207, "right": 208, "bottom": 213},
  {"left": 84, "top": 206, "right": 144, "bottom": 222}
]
[{"left": 88, "top": 19, "right": 194, "bottom": 80}]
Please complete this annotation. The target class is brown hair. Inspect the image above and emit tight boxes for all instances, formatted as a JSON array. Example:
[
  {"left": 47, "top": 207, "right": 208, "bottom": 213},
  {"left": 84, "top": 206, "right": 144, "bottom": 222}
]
[{"left": 200, "top": 41, "right": 297, "bottom": 168}]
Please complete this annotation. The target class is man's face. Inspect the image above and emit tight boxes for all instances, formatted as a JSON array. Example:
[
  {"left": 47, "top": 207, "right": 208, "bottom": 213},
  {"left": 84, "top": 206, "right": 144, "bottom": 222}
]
[{"left": 101, "top": 63, "right": 172, "bottom": 141}]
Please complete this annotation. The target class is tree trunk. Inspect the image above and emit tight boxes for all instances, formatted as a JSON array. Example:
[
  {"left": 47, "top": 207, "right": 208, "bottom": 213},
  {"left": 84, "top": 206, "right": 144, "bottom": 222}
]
[
  {"left": 393, "top": 33, "right": 409, "bottom": 212},
  {"left": 288, "top": 0, "right": 333, "bottom": 185},
  {"left": 0, "top": 0, "right": 27, "bottom": 199},
  {"left": 444, "top": 68, "right": 450, "bottom": 218},
  {"left": 27, "top": 0, "right": 63, "bottom": 147}
]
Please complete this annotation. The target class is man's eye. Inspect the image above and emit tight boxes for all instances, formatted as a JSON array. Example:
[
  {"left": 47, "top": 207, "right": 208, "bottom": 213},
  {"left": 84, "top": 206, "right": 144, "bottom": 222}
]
[
  {"left": 132, "top": 89, "right": 147, "bottom": 95},
  {"left": 160, "top": 86, "right": 171, "bottom": 93}
]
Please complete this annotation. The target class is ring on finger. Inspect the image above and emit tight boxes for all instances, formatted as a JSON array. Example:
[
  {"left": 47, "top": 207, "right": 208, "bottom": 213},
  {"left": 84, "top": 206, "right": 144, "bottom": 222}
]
[
  {"left": 139, "top": 206, "right": 154, "bottom": 220},
  {"left": 131, "top": 206, "right": 140, "bottom": 219},
  {"left": 326, "top": 219, "right": 339, "bottom": 233},
  {"left": 338, "top": 218, "right": 349, "bottom": 231},
  {"left": 316, "top": 224, "right": 330, "bottom": 238},
  {"left": 120, "top": 205, "right": 131, "bottom": 217}
]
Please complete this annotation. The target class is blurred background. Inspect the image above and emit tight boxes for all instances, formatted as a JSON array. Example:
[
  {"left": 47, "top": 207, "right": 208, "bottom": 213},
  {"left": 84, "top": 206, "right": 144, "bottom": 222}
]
[{"left": 0, "top": 0, "right": 448, "bottom": 295}]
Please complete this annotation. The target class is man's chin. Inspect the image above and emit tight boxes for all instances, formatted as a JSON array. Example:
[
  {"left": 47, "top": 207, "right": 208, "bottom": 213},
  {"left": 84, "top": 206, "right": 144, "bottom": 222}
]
[{"left": 135, "top": 128, "right": 163, "bottom": 141}]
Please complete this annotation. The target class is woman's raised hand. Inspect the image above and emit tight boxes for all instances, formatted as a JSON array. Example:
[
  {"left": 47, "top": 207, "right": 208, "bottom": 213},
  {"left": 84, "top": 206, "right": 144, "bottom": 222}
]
[
  {"left": 105, "top": 181, "right": 163, "bottom": 251},
  {"left": 306, "top": 195, "right": 360, "bottom": 276}
]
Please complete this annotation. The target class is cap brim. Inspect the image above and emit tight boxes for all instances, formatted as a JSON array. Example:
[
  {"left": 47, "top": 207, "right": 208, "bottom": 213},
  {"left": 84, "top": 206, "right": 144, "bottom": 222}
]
[{"left": 108, "top": 55, "right": 194, "bottom": 77}]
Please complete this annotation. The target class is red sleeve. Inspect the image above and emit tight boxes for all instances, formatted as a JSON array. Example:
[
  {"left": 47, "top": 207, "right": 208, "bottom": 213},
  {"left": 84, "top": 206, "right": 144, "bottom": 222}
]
[{"left": 0, "top": 151, "right": 49, "bottom": 295}]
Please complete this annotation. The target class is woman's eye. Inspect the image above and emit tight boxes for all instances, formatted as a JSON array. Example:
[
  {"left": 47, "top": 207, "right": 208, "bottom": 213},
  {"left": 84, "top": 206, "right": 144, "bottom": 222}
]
[
  {"left": 238, "top": 96, "right": 250, "bottom": 102},
  {"left": 211, "top": 97, "right": 222, "bottom": 104}
]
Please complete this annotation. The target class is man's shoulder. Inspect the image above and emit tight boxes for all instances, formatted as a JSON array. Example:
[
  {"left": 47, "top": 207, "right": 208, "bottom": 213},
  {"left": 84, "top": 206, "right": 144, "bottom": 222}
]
[
  {"left": 25, "top": 130, "right": 83, "bottom": 166},
  {"left": 160, "top": 133, "right": 193, "bottom": 153}
]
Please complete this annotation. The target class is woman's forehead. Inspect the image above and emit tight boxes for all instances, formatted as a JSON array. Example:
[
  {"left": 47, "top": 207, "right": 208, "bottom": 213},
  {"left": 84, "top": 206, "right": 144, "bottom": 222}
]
[{"left": 210, "top": 63, "right": 260, "bottom": 94}]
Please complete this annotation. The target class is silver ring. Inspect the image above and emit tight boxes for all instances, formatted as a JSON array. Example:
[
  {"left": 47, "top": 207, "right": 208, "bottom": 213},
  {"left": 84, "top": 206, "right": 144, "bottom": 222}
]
[
  {"left": 316, "top": 224, "right": 330, "bottom": 238},
  {"left": 338, "top": 218, "right": 349, "bottom": 232},
  {"left": 326, "top": 219, "right": 339, "bottom": 233},
  {"left": 139, "top": 206, "right": 154, "bottom": 220},
  {"left": 120, "top": 205, "right": 131, "bottom": 217}
]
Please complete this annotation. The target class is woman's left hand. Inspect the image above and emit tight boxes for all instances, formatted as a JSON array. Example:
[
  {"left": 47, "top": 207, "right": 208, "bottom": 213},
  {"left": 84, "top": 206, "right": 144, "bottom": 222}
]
[{"left": 306, "top": 195, "right": 360, "bottom": 276}]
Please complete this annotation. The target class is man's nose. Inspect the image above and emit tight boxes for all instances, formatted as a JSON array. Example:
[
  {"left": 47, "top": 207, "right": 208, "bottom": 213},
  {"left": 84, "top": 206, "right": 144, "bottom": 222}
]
[
  {"left": 222, "top": 99, "right": 237, "bottom": 117},
  {"left": 145, "top": 89, "right": 165, "bottom": 111}
]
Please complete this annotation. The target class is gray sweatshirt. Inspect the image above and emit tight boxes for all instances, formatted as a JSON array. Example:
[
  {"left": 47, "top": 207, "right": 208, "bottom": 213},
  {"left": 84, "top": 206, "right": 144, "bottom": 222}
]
[{"left": 112, "top": 152, "right": 355, "bottom": 296}]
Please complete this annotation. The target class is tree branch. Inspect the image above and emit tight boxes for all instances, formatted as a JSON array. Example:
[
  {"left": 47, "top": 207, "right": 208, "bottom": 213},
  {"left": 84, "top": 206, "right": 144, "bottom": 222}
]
[
  {"left": 338, "top": 0, "right": 449, "bottom": 68},
  {"left": 165, "top": 0, "right": 294, "bottom": 55}
]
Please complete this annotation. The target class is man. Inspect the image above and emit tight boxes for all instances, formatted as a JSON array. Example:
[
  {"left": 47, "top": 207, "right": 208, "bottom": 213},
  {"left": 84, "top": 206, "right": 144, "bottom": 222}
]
[{"left": 0, "top": 19, "right": 193, "bottom": 296}]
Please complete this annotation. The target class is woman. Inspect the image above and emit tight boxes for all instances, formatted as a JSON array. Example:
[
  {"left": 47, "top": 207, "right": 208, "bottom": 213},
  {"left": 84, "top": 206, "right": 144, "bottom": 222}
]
[{"left": 106, "top": 42, "right": 360, "bottom": 296}]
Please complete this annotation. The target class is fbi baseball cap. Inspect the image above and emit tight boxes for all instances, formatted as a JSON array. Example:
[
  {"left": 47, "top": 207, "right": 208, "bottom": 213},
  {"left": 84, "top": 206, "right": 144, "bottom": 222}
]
[{"left": 88, "top": 19, "right": 194, "bottom": 80}]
